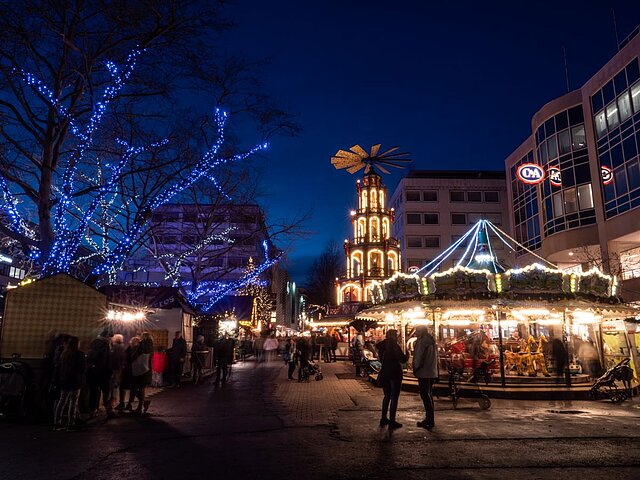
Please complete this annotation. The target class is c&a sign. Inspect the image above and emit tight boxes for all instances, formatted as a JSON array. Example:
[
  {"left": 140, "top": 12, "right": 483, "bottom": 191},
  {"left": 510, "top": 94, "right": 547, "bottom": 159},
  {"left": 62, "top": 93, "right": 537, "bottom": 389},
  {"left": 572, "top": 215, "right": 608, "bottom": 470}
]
[{"left": 516, "top": 163, "right": 545, "bottom": 185}]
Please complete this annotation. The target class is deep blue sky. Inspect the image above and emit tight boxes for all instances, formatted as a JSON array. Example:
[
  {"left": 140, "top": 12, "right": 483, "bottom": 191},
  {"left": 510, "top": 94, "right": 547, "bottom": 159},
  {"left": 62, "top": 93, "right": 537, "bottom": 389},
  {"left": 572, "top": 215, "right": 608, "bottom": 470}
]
[{"left": 222, "top": 0, "right": 640, "bottom": 283}]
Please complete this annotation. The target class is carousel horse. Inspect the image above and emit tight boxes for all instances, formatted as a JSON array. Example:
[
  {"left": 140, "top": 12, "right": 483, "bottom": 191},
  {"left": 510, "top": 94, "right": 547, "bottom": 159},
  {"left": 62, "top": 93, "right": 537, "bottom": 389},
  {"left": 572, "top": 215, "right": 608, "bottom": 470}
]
[
  {"left": 523, "top": 334, "right": 551, "bottom": 377},
  {"left": 503, "top": 347, "right": 528, "bottom": 376}
]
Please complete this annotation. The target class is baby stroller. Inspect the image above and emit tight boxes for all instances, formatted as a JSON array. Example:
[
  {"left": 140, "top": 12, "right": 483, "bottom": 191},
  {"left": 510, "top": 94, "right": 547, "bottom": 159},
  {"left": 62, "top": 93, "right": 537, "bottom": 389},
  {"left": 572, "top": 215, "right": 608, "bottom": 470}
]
[
  {"left": 0, "top": 361, "right": 34, "bottom": 417},
  {"left": 360, "top": 348, "right": 381, "bottom": 379},
  {"left": 444, "top": 357, "right": 493, "bottom": 410},
  {"left": 300, "top": 361, "right": 323, "bottom": 382},
  {"left": 589, "top": 358, "right": 634, "bottom": 403}
]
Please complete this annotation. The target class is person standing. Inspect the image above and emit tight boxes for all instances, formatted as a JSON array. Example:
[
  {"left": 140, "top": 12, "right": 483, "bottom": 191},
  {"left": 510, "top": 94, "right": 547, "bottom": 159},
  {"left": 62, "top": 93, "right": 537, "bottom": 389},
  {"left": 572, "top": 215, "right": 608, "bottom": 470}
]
[
  {"left": 191, "top": 335, "right": 209, "bottom": 384},
  {"left": 109, "top": 334, "right": 126, "bottom": 411},
  {"left": 53, "top": 336, "right": 85, "bottom": 430},
  {"left": 214, "top": 336, "right": 234, "bottom": 386},
  {"left": 131, "top": 332, "right": 154, "bottom": 415},
  {"left": 254, "top": 335, "right": 266, "bottom": 363},
  {"left": 376, "top": 329, "right": 407, "bottom": 429},
  {"left": 118, "top": 336, "right": 139, "bottom": 411},
  {"left": 297, "top": 337, "right": 311, "bottom": 382},
  {"left": 167, "top": 331, "right": 187, "bottom": 387},
  {"left": 412, "top": 326, "right": 438, "bottom": 430},
  {"left": 86, "top": 330, "right": 115, "bottom": 418},
  {"left": 286, "top": 339, "right": 297, "bottom": 380},
  {"left": 263, "top": 335, "right": 278, "bottom": 363},
  {"left": 330, "top": 332, "right": 339, "bottom": 362}
]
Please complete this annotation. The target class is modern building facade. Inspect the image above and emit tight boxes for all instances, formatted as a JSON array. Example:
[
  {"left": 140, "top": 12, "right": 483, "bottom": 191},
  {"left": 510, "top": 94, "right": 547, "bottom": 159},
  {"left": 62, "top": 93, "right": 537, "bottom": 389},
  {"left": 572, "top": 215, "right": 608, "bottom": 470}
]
[
  {"left": 389, "top": 170, "right": 512, "bottom": 272},
  {"left": 337, "top": 169, "right": 401, "bottom": 305},
  {"left": 504, "top": 28, "right": 640, "bottom": 300}
]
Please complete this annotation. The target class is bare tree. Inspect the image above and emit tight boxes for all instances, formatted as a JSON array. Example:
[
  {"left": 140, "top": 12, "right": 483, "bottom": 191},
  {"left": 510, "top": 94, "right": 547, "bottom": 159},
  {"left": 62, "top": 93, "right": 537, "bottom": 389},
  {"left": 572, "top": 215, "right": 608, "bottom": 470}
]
[
  {"left": 304, "top": 240, "right": 343, "bottom": 307},
  {"left": 0, "top": 1, "right": 299, "bottom": 285}
]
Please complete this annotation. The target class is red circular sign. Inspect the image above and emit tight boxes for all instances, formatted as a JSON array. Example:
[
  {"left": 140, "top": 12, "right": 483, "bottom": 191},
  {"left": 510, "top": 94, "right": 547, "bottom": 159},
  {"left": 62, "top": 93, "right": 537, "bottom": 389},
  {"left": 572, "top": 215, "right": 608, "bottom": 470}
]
[
  {"left": 516, "top": 163, "right": 545, "bottom": 185},
  {"left": 601, "top": 165, "right": 613, "bottom": 185},
  {"left": 548, "top": 166, "right": 561, "bottom": 187}
]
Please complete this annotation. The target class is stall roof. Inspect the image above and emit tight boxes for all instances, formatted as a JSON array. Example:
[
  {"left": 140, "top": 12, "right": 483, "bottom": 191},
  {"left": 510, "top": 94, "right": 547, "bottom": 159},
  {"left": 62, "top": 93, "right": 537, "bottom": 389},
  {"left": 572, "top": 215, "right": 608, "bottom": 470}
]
[{"left": 100, "top": 285, "right": 196, "bottom": 315}]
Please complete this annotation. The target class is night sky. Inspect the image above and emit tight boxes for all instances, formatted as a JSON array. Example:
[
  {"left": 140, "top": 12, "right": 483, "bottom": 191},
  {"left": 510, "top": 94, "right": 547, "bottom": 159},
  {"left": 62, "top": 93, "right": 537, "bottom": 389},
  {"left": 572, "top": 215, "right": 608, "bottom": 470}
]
[{"left": 222, "top": 1, "right": 640, "bottom": 282}]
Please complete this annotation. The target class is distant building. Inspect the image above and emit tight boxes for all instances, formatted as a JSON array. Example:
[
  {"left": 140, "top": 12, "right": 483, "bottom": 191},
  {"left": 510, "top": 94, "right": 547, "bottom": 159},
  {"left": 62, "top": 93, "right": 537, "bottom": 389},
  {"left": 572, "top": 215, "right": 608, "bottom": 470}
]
[
  {"left": 389, "top": 170, "right": 512, "bottom": 272},
  {"left": 120, "top": 203, "right": 287, "bottom": 320},
  {"left": 504, "top": 28, "right": 640, "bottom": 299}
]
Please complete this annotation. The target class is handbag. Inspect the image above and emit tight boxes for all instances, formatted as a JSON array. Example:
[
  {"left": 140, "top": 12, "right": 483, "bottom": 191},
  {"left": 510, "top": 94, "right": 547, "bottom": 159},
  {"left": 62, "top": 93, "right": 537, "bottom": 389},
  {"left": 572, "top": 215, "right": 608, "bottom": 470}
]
[{"left": 132, "top": 353, "right": 150, "bottom": 377}]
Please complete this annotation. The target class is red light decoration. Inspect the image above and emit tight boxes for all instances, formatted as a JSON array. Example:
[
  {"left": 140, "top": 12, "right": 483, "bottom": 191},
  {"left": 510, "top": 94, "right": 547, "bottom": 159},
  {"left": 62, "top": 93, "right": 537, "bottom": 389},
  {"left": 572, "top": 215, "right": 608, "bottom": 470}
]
[{"left": 516, "top": 163, "right": 545, "bottom": 185}]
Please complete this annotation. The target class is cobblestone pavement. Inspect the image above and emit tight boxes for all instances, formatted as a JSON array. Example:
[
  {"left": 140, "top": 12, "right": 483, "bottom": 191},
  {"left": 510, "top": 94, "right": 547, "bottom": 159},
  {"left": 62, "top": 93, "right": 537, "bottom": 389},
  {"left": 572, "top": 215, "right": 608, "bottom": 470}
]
[
  {"left": 2, "top": 358, "right": 640, "bottom": 479},
  {"left": 271, "top": 360, "right": 372, "bottom": 426}
]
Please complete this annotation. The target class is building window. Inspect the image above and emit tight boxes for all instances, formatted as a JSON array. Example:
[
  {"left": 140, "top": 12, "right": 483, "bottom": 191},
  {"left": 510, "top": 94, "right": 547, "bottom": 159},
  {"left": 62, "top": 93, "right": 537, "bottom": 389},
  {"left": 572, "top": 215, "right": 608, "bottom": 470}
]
[
  {"left": 407, "top": 236, "right": 422, "bottom": 248},
  {"left": 451, "top": 213, "right": 467, "bottom": 225},
  {"left": 595, "top": 111, "right": 607, "bottom": 138},
  {"left": 571, "top": 125, "right": 586, "bottom": 149},
  {"left": 451, "top": 235, "right": 468, "bottom": 248},
  {"left": 484, "top": 191, "right": 499, "bottom": 202},
  {"left": 558, "top": 129, "right": 571, "bottom": 154},
  {"left": 631, "top": 82, "right": 640, "bottom": 112},
  {"left": 552, "top": 192, "right": 564, "bottom": 218},
  {"left": 606, "top": 101, "right": 620, "bottom": 130},
  {"left": 450, "top": 191, "right": 465, "bottom": 202},
  {"left": 406, "top": 191, "right": 421, "bottom": 201},
  {"left": 423, "top": 191, "right": 438, "bottom": 202},
  {"left": 467, "top": 191, "right": 482, "bottom": 202},
  {"left": 424, "top": 213, "right": 439, "bottom": 224},
  {"left": 577, "top": 184, "right": 594, "bottom": 210},
  {"left": 564, "top": 187, "right": 578, "bottom": 214},
  {"left": 424, "top": 236, "right": 440, "bottom": 248},
  {"left": 406, "top": 213, "right": 422, "bottom": 224},
  {"left": 618, "top": 91, "right": 632, "bottom": 122}
]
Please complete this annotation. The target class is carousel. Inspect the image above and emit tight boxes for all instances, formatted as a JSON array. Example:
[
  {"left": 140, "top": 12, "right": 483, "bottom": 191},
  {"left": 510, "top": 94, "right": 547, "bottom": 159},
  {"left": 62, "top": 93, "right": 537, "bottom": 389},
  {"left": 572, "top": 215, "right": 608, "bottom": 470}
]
[{"left": 357, "top": 220, "right": 640, "bottom": 398}]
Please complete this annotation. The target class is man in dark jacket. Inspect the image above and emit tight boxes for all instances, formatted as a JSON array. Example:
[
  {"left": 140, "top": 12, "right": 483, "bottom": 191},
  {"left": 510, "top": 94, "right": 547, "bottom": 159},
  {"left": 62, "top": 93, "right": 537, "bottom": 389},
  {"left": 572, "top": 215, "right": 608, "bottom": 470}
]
[
  {"left": 412, "top": 326, "right": 438, "bottom": 430},
  {"left": 214, "top": 336, "right": 235, "bottom": 386},
  {"left": 167, "top": 331, "right": 187, "bottom": 387},
  {"left": 86, "top": 330, "right": 115, "bottom": 418}
]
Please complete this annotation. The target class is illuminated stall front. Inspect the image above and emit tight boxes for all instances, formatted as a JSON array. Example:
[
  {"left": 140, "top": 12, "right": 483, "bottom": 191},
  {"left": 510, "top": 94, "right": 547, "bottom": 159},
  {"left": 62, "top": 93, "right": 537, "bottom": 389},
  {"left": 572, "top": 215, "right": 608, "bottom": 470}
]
[{"left": 357, "top": 220, "right": 639, "bottom": 397}]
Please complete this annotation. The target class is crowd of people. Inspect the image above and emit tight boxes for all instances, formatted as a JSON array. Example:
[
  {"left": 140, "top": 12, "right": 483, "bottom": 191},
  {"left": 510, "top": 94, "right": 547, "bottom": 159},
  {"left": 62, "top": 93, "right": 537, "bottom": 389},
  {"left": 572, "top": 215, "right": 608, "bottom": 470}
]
[{"left": 47, "top": 329, "right": 155, "bottom": 431}]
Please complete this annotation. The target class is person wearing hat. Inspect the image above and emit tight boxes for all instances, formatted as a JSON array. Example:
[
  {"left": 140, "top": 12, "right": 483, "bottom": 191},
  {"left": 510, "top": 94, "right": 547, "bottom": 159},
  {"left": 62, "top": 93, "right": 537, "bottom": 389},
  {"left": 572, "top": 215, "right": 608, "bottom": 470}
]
[{"left": 412, "top": 326, "right": 438, "bottom": 430}]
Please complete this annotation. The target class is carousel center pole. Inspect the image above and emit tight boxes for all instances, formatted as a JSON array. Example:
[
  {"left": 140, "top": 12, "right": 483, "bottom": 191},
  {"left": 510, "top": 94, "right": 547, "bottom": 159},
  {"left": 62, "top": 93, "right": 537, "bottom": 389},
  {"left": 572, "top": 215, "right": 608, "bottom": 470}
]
[{"left": 495, "top": 304, "right": 506, "bottom": 388}]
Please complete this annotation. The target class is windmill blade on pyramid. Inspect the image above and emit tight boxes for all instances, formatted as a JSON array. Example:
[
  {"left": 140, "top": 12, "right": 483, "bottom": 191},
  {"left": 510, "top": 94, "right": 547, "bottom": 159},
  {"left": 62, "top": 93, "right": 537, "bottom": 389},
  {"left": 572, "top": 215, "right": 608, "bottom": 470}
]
[{"left": 331, "top": 143, "right": 411, "bottom": 174}]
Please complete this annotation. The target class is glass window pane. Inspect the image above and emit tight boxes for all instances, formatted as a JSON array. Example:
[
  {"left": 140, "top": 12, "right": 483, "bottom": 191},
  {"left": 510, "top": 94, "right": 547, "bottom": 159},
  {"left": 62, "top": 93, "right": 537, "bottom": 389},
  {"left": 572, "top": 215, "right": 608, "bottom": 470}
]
[
  {"left": 484, "top": 191, "right": 499, "bottom": 202},
  {"left": 564, "top": 187, "right": 578, "bottom": 214},
  {"left": 547, "top": 135, "right": 558, "bottom": 159},
  {"left": 406, "top": 191, "right": 421, "bottom": 201},
  {"left": 423, "top": 191, "right": 438, "bottom": 202},
  {"left": 618, "top": 91, "right": 632, "bottom": 122},
  {"left": 450, "top": 191, "right": 465, "bottom": 202},
  {"left": 540, "top": 140, "right": 548, "bottom": 163},
  {"left": 595, "top": 111, "right": 607, "bottom": 137},
  {"left": 553, "top": 192, "right": 564, "bottom": 218},
  {"left": 571, "top": 125, "right": 586, "bottom": 150},
  {"left": 451, "top": 213, "right": 467, "bottom": 225},
  {"left": 407, "top": 213, "right": 422, "bottom": 224},
  {"left": 407, "top": 236, "right": 422, "bottom": 248},
  {"left": 424, "top": 213, "right": 439, "bottom": 224},
  {"left": 606, "top": 101, "right": 620, "bottom": 129},
  {"left": 467, "top": 191, "right": 482, "bottom": 202},
  {"left": 558, "top": 129, "right": 571, "bottom": 153},
  {"left": 615, "top": 167, "right": 628, "bottom": 195},
  {"left": 627, "top": 160, "right": 640, "bottom": 191},
  {"left": 424, "top": 236, "right": 440, "bottom": 248},
  {"left": 577, "top": 184, "right": 594, "bottom": 210},
  {"left": 632, "top": 82, "right": 640, "bottom": 112}
]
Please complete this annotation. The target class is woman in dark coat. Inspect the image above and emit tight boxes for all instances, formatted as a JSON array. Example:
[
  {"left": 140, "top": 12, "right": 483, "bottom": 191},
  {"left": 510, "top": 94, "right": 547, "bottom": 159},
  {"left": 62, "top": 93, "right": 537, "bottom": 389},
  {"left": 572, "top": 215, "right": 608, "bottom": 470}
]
[
  {"left": 131, "top": 332, "right": 154, "bottom": 414},
  {"left": 376, "top": 329, "right": 407, "bottom": 429},
  {"left": 53, "top": 336, "right": 85, "bottom": 430}
]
